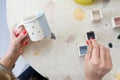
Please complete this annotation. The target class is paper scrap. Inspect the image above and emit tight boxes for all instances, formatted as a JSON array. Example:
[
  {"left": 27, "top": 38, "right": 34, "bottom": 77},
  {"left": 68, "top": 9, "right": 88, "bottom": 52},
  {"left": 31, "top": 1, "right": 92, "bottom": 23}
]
[{"left": 33, "top": 51, "right": 40, "bottom": 56}]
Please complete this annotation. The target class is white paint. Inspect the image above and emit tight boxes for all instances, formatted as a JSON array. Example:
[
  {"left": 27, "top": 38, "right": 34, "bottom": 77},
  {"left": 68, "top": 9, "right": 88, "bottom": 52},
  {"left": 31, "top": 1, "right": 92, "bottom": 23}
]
[{"left": 90, "top": 9, "right": 103, "bottom": 22}]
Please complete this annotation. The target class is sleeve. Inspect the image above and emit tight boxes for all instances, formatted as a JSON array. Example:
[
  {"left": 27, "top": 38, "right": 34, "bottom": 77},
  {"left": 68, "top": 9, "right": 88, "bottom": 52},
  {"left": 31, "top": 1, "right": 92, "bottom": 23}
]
[
  {"left": 0, "top": 63, "right": 13, "bottom": 71},
  {"left": 0, "top": 62, "right": 18, "bottom": 80}
]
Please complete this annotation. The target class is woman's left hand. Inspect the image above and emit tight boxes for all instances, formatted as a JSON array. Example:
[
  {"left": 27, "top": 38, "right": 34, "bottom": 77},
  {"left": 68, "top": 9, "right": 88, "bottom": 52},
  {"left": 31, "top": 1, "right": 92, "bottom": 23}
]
[
  {"left": 0, "top": 25, "right": 30, "bottom": 68},
  {"left": 8, "top": 25, "right": 29, "bottom": 58}
]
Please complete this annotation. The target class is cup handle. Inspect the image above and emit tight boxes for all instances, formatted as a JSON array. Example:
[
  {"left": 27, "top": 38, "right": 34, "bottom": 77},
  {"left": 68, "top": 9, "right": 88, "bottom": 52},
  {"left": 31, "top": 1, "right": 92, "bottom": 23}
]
[{"left": 15, "top": 21, "right": 25, "bottom": 29}]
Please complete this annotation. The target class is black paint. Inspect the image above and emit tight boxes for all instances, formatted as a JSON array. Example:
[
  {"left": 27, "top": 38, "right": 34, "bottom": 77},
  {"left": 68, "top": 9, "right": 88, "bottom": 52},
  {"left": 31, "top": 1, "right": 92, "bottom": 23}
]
[
  {"left": 117, "top": 34, "right": 120, "bottom": 40},
  {"left": 87, "top": 31, "right": 95, "bottom": 40},
  {"left": 51, "top": 33, "right": 56, "bottom": 40},
  {"left": 108, "top": 43, "right": 113, "bottom": 48}
]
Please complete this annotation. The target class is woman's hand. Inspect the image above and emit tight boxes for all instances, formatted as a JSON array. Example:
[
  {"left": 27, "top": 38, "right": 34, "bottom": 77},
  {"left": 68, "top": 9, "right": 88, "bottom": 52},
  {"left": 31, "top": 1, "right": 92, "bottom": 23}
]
[
  {"left": 85, "top": 39, "right": 113, "bottom": 80},
  {"left": 0, "top": 25, "right": 29, "bottom": 68},
  {"left": 8, "top": 25, "right": 29, "bottom": 58}
]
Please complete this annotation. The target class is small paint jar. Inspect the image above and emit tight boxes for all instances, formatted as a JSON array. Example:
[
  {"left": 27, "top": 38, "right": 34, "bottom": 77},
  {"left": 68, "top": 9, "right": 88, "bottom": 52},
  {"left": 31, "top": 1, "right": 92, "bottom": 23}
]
[
  {"left": 74, "top": 0, "right": 96, "bottom": 5},
  {"left": 90, "top": 9, "right": 103, "bottom": 22},
  {"left": 111, "top": 16, "right": 120, "bottom": 29}
]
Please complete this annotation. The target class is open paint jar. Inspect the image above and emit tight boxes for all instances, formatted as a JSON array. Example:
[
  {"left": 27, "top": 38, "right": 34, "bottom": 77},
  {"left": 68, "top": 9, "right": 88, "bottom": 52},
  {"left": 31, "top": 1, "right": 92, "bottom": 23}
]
[
  {"left": 90, "top": 9, "right": 103, "bottom": 22},
  {"left": 111, "top": 16, "right": 120, "bottom": 29},
  {"left": 74, "top": 0, "right": 96, "bottom": 5},
  {"left": 114, "top": 17, "right": 120, "bottom": 25}
]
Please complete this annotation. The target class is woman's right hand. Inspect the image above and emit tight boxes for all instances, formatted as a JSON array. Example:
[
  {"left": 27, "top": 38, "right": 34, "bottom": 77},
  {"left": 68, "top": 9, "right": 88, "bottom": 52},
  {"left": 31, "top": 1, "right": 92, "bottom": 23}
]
[{"left": 85, "top": 39, "right": 113, "bottom": 80}]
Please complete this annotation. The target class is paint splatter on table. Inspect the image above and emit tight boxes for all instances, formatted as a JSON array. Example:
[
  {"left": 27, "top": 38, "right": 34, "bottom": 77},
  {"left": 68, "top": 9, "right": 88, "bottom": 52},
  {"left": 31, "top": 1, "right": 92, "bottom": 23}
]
[
  {"left": 115, "top": 73, "right": 120, "bottom": 80},
  {"left": 66, "top": 34, "right": 76, "bottom": 43},
  {"left": 73, "top": 8, "right": 85, "bottom": 21},
  {"left": 33, "top": 51, "right": 40, "bottom": 56}
]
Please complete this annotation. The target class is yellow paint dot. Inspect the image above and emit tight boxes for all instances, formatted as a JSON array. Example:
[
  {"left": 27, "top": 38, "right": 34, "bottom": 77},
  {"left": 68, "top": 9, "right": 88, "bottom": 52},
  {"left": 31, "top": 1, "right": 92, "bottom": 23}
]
[
  {"left": 33, "top": 51, "right": 40, "bottom": 56},
  {"left": 115, "top": 73, "right": 120, "bottom": 80},
  {"left": 73, "top": 8, "right": 85, "bottom": 20}
]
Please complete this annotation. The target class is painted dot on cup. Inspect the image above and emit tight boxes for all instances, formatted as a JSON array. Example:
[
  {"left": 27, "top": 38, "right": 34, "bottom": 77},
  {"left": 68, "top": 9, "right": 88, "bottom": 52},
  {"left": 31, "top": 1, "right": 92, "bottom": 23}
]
[
  {"left": 38, "top": 31, "right": 40, "bottom": 33},
  {"left": 32, "top": 26, "right": 34, "bottom": 28},
  {"left": 33, "top": 21, "right": 36, "bottom": 23},
  {"left": 108, "top": 42, "right": 113, "bottom": 48}
]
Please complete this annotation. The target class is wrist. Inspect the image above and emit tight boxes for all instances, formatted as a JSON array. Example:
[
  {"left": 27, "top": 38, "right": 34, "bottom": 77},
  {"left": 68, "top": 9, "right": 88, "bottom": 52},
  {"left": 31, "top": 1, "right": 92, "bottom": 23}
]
[
  {"left": 7, "top": 51, "right": 20, "bottom": 59},
  {"left": 7, "top": 45, "right": 21, "bottom": 58},
  {"left": 0, "top": 53, "right": 19, "bottom": 68}
]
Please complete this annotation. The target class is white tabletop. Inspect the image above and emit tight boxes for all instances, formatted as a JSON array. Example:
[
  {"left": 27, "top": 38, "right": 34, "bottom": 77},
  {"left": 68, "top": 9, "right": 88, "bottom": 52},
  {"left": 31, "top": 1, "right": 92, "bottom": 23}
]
[{"left": 7, "top": 0, "right": 120, "bottom": 80}]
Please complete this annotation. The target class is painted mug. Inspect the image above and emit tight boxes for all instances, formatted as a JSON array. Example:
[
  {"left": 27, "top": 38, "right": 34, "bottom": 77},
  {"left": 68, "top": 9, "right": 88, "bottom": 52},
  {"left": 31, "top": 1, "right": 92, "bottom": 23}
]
[{"left": 16, "top": 11, "right": 52, "bottom": 42}]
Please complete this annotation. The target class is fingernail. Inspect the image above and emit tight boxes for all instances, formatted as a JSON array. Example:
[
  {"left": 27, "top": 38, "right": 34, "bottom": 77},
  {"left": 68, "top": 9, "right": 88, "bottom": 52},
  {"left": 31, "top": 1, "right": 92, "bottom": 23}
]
[
  {"left": 90, "top": 37, "right": 94, "bottom": 40},
  {"left": 23, "top": 41, "right": 28, "bottom": 46},
  {"left": 16, "top": 33, "right": 19, "bottom": 37},
  {"left": 86, "top": 41, "right": 89, "bottom": 45},
  {"left": 22, "top": 30, "right": 27, "bottom": 34}
]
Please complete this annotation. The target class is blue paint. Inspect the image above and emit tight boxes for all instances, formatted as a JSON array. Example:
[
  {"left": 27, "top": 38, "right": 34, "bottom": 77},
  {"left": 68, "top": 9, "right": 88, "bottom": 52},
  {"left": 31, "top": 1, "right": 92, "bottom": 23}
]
[{"left": 79, "top": 46, "right": 87, "bottom": 55}]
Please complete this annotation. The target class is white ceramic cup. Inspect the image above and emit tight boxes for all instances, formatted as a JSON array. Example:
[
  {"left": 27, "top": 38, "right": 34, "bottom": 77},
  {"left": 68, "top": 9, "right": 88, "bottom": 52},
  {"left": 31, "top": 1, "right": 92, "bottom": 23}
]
[{"left": 16, "top": 11, "right": 52, "bottom": 42}]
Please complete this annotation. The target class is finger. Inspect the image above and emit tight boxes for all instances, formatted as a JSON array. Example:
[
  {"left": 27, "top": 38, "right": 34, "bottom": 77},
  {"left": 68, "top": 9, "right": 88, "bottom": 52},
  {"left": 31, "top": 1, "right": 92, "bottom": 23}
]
[
  {"left": 23, "top": 38, "right": 29, "bottom": 46},
  {"left": 106, "top": 48, "right": 113, "bottom": 69},
  {"left": 85, "top": 40, "right": 93, "bottom": 60},
  {"left": 21, "top": 36, "right": 30, "bottom": 44},
  {"left": 88, "top": 40, "right": 93, "bottom": 55},
  {"left": 18, "top": 37, "right": 30, "bottom": 54},
  {"left": 16, "top": 29, "right": 28, "bottom": 43},
  {"left": 106, "top": 48, "right": 110, "bottom": 67},
  {"left": 15, "top": 25, "right": 25, "bottom": 37},
  {"left": 100, "top": 46, "right": 106, "bottom": 67},
  {"left": 91, "top": 40, "right": 100, "bottom": 62},
  {"left": 21, "top": 38, "right": 30, "bottom": 52},
  {"left": 91, "top": 46, "right": 100, "bottom": 63},
  {"left": 91, "top": 39, "right": 99, "bottom": 47}
]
